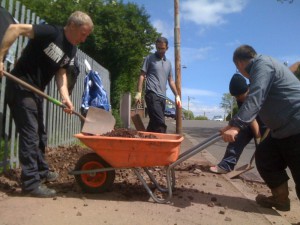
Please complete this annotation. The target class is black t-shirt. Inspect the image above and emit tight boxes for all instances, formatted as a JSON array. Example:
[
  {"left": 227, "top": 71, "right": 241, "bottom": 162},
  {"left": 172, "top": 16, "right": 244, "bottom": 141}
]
[{"left": 12, "top": 24, "right": 76, "bottom": 90}]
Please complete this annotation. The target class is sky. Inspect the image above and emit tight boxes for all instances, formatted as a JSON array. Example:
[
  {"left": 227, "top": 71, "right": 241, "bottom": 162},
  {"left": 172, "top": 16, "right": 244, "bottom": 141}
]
[{"left": 124, "top": 0, "right": 300, "bottom": 119}]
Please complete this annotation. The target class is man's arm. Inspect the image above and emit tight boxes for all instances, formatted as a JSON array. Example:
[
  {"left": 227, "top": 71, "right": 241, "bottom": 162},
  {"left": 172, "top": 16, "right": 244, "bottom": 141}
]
[
  {"left": 168, "top": 75, "right": 181, "bottom": 108},
  {"left": 0, "top": 24, "right": 34, "bottom": 76},
  {"left": 55, "top": 68, "right": 74, "bottom": 114},
  {"left": 249, "top": 119, "right": 262, "bottom": 143},
  {"left": 134, "top": 71, "right": 145, "bottom": 104},
  {"left": 168, "top": 75, "right": 178, "bottom": 96}
]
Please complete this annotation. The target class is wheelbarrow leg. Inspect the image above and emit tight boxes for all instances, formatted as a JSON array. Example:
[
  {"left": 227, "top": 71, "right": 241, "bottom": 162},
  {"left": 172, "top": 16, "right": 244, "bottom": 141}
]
[
  {"left": 143, "top": 167, "right": 176, "bottom": 193},
  {"left": 132, "top": 168, "right": 174, "bottom": 204}
]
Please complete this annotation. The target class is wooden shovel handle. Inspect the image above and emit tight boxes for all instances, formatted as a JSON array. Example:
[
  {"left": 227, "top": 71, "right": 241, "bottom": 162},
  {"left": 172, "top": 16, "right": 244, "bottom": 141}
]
[{"left": 3, "top": 71, "right": 85, "bottom": 121}]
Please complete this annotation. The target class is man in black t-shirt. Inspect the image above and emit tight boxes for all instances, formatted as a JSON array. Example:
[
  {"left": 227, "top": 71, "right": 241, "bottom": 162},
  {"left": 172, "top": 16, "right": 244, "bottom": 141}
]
[{"left": 0, "top": 11, "right": 93, "bottom": 197}]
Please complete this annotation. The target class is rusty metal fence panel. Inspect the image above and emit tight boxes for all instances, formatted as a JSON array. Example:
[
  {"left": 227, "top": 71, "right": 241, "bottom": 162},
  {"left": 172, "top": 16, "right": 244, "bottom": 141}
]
[{"left": 0, "top": 0, "right": 110, "bottom": 170}]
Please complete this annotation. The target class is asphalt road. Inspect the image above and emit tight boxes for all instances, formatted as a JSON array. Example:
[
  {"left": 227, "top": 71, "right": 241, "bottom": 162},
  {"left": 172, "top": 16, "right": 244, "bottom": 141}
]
[{"left": 178, "top": 119, "right": 258, "bottom": 175}]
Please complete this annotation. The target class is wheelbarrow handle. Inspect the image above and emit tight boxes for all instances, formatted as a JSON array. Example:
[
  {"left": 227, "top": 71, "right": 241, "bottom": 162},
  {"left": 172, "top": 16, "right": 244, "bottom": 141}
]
[{"left": 3, "top": 71, "right": 85, "bottom": 122}]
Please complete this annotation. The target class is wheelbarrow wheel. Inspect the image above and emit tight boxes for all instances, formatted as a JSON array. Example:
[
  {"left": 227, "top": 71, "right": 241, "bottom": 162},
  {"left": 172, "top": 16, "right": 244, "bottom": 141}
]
[{"left": 74, "top": 153, "right": 115, "bottom": 193}]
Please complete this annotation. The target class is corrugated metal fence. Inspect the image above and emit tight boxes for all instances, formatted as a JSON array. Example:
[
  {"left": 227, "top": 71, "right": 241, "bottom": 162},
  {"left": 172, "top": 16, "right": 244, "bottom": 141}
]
[{"left": 0, "top": 0, "right": 111, "bottom": 170}]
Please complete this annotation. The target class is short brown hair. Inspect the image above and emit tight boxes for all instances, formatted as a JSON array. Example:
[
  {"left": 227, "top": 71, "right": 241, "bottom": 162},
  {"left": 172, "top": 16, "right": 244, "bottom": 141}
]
[
  {"left": 156, "top": 37, "right": 168, "bottom": 47},
  {"left": 233, "top": 45, "right": 257, "bottom": 63},
  {"left": 67, "top": 11, "right": 94, "bottom": 29}
]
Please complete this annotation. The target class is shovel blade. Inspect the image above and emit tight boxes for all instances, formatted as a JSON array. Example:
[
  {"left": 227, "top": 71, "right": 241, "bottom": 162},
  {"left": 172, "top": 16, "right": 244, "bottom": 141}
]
[
  {"left": 226, "top": 164, "right": 254, "bottom": 179},
  {"left": 82, "top": 107, "right": 115, "bottom": 135},
  {"left": 131, "top": 114, "right": 146, "bottom": 131}
]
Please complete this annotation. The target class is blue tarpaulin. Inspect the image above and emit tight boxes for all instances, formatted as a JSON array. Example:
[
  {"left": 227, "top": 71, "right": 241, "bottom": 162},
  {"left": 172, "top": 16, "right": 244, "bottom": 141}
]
[{"left": 81, "top": 70, "right": 110, "bottom": 114}]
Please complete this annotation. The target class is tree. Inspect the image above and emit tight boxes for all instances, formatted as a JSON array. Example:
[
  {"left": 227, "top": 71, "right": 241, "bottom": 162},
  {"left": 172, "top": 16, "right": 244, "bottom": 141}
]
[
  {"left": 194, "top": 116, "right": 208, "bottom": 120},
  {"left": 84, "top": 1, "right": 159, "bottom": 111},
  {"left": 220, "top": 93, "right": 236, "bottom": 119},
  {"left": 184, "top": 110, "right": 194, "bottom": 120}
]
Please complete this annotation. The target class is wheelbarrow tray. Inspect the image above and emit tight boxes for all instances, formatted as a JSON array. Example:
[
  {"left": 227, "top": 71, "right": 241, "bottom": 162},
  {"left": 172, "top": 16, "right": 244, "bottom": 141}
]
[{"left": 74, "top": 132, "right": 184, "bottom": 168}]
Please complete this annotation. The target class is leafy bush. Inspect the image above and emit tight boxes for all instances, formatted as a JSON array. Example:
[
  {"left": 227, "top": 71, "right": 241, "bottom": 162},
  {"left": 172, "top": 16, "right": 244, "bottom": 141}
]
[{"left": 194, "top": 116, "right": 208, "bottom": 120}]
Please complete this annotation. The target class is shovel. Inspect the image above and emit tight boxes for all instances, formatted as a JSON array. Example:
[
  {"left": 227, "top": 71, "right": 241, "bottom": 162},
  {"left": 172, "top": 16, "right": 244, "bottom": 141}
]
[
  {"left": 3, "top": 71, "right": 115, "bottom": 135},
  {"left": 226, "top": 128, "right": 270, "bottom": 179},
  {"left": 131, "top": 105, "right": 145, "bottom": 131}
]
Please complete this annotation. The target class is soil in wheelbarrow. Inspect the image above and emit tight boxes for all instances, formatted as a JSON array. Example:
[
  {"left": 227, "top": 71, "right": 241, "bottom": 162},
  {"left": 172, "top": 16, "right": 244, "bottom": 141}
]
[{"left": 101, "top": 128, "right": 158, "bottom": 139}]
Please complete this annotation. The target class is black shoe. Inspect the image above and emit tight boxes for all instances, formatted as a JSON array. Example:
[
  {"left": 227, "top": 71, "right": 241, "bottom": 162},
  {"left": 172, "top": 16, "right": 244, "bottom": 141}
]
[
  {"left": 24, "top": 185, "right": 56, "bottom": 198},
  {"left": 255, "top": 194, "right": 290, "bottom": 211},
  {"left": 41, "top": 171, "right": 59, "bottom": 183}
]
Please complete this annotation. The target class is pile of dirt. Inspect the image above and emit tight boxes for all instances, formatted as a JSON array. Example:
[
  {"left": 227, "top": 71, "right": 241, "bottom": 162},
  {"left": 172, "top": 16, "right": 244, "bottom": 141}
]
[
  {"left": 0, "top": 145, "right": 91, "bottom": 194},
  {"left": 102, "top": 128, "right": 157, "bottom": 139}
]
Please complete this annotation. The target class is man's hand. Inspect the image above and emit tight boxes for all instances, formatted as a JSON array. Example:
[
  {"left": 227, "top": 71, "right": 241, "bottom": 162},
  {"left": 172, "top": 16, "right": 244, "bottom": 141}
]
[
  {"left": 220, "top": 125, "right": 231, "bottom": 134},
  {"left": 62, "top": 99, "right": 74, "bottom": 114},
  {"left": 221, "top": 126, "right": 240, "bottom": 142},
  {"left": 176, "top": 95, "right": 182, "bottom": 108},
  {"left": 135, "top": 92, "right": 141, "bottom": 104}
]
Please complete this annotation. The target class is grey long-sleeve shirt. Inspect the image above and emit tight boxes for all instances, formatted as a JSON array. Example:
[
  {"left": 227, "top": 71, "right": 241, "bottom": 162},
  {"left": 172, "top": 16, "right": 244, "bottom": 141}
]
[{"left": 230, "top": 55, "right": 300, "bottom": 139}]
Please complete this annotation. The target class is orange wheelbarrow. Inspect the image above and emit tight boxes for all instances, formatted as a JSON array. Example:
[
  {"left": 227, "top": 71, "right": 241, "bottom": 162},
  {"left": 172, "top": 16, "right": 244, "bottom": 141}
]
[{"left": 69, "top": 132, "right": 221, "bottom": 203}]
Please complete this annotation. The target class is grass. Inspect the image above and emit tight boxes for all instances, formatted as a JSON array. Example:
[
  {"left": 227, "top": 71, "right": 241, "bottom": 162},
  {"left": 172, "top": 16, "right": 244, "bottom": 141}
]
[{"left": 0, "top": 138, "right": 17, "bottom": 173}]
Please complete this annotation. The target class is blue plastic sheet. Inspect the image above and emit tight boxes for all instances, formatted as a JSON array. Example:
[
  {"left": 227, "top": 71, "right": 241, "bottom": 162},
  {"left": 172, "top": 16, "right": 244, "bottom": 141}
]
[{"left": 81, "top": 70, "right": 110, "bottom": 114}]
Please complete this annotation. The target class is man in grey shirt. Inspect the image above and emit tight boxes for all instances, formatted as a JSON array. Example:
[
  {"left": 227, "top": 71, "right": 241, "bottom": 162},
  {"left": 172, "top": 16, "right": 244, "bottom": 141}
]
[
  {"left": 221, "top": 45, "right": 300, "bottom": 211},
  {"left": 135, "top": 37, "right": 181, "bottom": 133}
]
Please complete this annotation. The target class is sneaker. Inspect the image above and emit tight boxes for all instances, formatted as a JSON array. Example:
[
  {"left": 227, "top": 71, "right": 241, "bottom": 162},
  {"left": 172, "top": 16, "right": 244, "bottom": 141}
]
[
  {"left": 41, "top": 171, "right": 59, "bottom": 183},
  {"left": 24, "top": 185, "right": 56, "bottom": 198},
  {"left": 209, "top": 166, "right": 228, "bottom": 174}
]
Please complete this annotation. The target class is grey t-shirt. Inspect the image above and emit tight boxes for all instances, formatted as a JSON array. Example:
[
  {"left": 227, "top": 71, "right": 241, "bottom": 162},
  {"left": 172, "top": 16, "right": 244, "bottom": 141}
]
[
  {"left": 142, "top": 52, "right": 172, "bottom": 99},
  {"left": 230, "top": 55, "right": 300, "bottom": 139}
]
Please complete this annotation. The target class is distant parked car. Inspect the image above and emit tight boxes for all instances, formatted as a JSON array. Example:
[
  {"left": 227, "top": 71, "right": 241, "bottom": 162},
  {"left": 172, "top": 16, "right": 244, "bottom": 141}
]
[
  {"left": 164, "top": 108, "right": 176, "bottom": 118},
  {"left": 212, "top": 115, "right": 223, "bottom": 121}
]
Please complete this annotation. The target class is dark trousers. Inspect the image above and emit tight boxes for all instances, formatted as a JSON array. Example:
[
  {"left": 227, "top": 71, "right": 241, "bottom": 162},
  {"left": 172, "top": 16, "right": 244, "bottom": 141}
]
[
  {"left": 7, "top": 84, "right": 49, "bottom": 192},
  {"left": 145, "top": 91, "right": 167, "bottom": 133},
  {"left": 256, "top": 133, "right": 300, "bottom": 200}
]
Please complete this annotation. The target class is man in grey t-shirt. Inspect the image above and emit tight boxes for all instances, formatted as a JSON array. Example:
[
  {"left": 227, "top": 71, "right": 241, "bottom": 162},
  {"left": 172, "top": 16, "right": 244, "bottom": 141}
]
[
  {"left": 221, "top": 45, "right": 300, "bottom": 212},
  {"left": 135, "top": 37, "right": 181, "bottom": 133}
]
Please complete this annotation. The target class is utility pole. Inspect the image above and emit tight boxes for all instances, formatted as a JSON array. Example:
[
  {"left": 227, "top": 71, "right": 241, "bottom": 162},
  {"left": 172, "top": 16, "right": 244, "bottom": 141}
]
[
  {"left": 188, "top": 96, "right": 190, "bottom": 120},
  {"left": 174, "top": 0, "right": 182, "bottom": 134},
  {"left": 187, "top": 96, "right": 194, "bottom": 119}
]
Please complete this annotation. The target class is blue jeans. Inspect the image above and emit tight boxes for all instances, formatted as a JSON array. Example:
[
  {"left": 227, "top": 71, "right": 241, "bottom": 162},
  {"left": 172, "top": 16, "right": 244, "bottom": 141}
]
[{"left": 218, "top": 127, "right": 254, "bottom": 171}]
